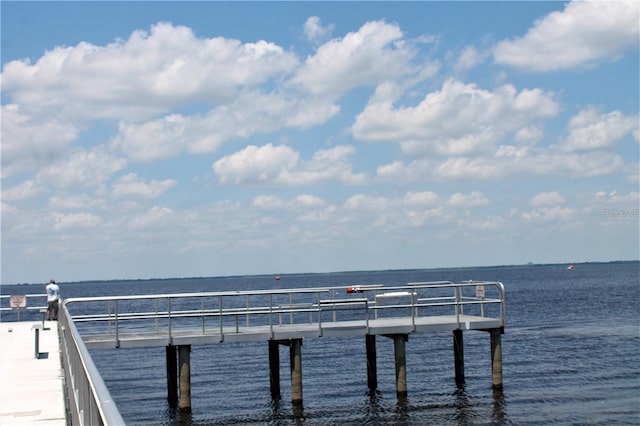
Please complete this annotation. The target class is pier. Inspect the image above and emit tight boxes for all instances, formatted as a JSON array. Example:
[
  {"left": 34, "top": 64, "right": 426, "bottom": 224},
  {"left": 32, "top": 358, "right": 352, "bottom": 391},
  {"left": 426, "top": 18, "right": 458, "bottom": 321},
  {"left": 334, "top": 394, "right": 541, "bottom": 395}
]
[
  {"left": 2, "top": 280, "right": 506, "bottom": 424},
  {"left": 0, "top": 321, "right": 66, "bottom": 425}
]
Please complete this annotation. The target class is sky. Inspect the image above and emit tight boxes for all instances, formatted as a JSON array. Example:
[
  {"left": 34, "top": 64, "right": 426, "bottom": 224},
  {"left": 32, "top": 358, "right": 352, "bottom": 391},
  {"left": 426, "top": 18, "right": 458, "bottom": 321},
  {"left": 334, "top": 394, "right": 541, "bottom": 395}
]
[{"left": 1, "top": 1, "right": 639, "bottom": 285}]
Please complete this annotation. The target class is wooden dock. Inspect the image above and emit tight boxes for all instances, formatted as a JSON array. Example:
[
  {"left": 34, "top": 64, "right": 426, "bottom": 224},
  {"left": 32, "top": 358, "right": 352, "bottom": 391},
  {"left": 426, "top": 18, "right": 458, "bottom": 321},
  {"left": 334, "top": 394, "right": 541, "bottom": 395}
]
[{"left": 0, "top": 321, "right": 67, "bottom": 425}]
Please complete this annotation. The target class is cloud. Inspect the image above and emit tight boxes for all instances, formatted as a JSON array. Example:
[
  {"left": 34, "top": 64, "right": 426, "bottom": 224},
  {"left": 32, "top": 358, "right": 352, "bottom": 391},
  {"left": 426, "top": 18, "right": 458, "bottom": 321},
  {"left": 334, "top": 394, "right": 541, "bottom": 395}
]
[
  {"left": 1, "top": 104, "right": 79, "bottom": 178},
  {"left": 447, "top": 192, "right": 489, "bottom": 207},
  {"left": 213, "top": 144, "right": 300, "bottom": 185},
  {"left": 304, "top": 16, "right": 334, "bottom": 44},
  {"left": 521, "top": 207, "right": 575, "bottom": 222},
  {"left": 530, "top": 192, "right": 566, "bottom": 207},
  {"left": 111, "top": 90, "right": 340, "bottom": 161},
  {"left": 435, "top": 146, "right": 624, "bottom": 181},
  {"left": 562, "top": 107, "right": 638, "bottom": 152},
  {"left": 293, "top": 20, "right": 421, "bottom": 95},
  {"left": 1, "top": 180, "right": 41, "bottom": 201},
  {"left": 454, "top": 46, "right": 489, "bottom": 72},
  {"left": 1, "top": 22, "right": 299, "bottom": 122},
  {"left": 112, "top": 173, "right": 177, "bottom": 198},
  {"left": 51, "top": 212, "right": 101, "bottom": 230},
  {"left": 213, "top": 143, "right": 367, "bottom": 186},
  {"left": 403, "top": 191, "right": 439, "bottom": 206},
  {"left": 493, "top": 0, "right": 640, "bottom": 71},
  {"left": 353, "top": 79, "right": 558, "bottom": 156},
  {"left": 127, "top": 206, "right": 174, "bottom": 229},
  {"left": 36, "top": 147, "right": 127, "bottom": 189}
]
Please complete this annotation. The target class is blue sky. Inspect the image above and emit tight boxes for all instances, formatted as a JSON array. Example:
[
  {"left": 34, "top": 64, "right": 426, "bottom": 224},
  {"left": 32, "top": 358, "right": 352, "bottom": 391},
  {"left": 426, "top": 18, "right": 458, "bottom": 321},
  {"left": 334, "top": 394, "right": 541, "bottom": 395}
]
[{"left": 1, "top": 1, "right": 638, "bottom": 284}]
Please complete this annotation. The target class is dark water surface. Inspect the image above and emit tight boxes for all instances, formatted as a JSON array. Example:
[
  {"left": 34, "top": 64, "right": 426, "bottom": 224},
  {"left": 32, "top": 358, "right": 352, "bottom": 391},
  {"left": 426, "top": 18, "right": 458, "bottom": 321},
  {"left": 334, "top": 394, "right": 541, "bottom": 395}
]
[{"left": 2, "top": 262, "right": 639, "bottom": 425}]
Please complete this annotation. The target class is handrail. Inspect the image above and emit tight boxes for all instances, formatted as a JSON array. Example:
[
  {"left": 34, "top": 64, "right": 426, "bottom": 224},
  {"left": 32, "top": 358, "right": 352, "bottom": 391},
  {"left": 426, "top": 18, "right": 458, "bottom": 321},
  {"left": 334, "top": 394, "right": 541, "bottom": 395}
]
[
  {"left": 64, "top": 281, "right": 506, "bottom": 340},
  {"left": 59, "top": 303, "right": 126, "bottom": 425}
]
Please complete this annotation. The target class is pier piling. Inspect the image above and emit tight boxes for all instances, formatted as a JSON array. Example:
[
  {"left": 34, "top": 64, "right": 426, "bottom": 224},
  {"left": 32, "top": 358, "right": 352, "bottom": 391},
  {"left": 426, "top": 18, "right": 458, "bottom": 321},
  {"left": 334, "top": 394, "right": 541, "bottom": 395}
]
[
  {"left": 166, "top": 345, "right": 178, "bottom": 406},
  {"left": 268, "top": 340, "right": 281, "bottom": 400},
  {"left": 490, "top": 329, "right": 503, "bottom": 389},
  {"left": 178, "top": 345, "right": 192, "bottom": 412},
  {"left": 392, "top": 334, "right": 408, "bottom": 397},
  {"left": 289, "top": 339, "right": 303, "bottom": 404},
  {"left": 453, "top": 329, "right": 465, "bottom": 387},
  {"left": 365, "top": 335, "right": 377, "bottom": 391}
]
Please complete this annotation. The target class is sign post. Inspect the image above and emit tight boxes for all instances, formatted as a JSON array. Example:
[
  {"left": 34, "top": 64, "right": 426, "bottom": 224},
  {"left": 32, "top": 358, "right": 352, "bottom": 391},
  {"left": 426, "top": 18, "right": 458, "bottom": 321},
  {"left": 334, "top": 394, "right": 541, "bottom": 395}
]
[
  {"left": 475, "top": 286, "right": 485, "bottom": 317},
  {"left": 10, "top": 295, "right": 27, "bottom": 321}
]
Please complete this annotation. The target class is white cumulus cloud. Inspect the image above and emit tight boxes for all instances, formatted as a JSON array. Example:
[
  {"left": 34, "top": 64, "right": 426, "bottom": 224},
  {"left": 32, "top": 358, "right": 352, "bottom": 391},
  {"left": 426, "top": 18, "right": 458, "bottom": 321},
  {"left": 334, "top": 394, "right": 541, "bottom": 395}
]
[
  {"left": 353, "top": 79, "right": 559, "bottom": 157},
  {"left": 493, "top": 0, "right": 640, "bottom": 71}
]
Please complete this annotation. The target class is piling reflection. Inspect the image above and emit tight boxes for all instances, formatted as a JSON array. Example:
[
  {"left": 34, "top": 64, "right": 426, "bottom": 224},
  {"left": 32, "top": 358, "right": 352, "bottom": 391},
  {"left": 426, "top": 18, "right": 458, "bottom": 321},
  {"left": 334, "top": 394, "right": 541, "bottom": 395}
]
[
  {"left": 394, "top": 394, "right": 410, "bottom": 422},
  {"left": 292, "top": 401, "right": 305, "bottom": 425},
  {"left": 364, "top": 390, "right": 384, "bottom": 423},
  {"left": 452, "top": 386, "right": 473, "bottom": 424},
  {"left": 265, "top": 400, "right": 305, "bottom": 425},
  {"left": 165, "top": 405, "right": 192, "bottom": 426},
  {"left": 491, "top": 387, "right": 508, "bottom": 424}
]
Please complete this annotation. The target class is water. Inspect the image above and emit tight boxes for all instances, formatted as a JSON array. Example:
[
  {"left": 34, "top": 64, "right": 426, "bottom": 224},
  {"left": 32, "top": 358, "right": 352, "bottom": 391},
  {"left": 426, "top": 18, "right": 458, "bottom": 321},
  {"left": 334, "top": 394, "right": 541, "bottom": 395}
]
[{"left": 2, "top": 262, "right": 639, "bottom": 425}]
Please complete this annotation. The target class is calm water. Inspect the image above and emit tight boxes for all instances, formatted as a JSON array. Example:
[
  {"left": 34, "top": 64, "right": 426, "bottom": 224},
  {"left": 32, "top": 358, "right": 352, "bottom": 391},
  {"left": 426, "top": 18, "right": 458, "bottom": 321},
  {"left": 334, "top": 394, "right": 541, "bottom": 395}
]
[{"left": 2, "top": 262, "right": 639, "bottom": 425}]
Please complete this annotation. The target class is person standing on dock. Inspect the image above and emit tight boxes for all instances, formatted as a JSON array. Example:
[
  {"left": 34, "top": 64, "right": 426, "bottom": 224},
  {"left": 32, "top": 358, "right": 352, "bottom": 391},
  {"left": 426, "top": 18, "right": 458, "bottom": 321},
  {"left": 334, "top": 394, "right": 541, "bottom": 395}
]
[{"left": 45, "top": 279, "right": 60, "bottom": 320}]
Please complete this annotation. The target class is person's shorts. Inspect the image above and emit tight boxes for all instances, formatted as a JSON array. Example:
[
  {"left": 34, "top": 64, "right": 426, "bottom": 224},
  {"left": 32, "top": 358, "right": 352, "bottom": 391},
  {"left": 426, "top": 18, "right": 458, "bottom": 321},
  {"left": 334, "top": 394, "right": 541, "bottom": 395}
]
[{"left": 48, "top": 300, "right": 59, "bottom": 310}]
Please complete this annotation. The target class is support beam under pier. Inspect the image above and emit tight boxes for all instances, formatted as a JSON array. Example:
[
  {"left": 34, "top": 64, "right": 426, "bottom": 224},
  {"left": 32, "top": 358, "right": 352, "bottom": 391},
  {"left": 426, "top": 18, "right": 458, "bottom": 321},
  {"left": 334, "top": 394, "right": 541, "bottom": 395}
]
[
  {"left": 366, "top": 335, "right": 377, "bottom": 391},
  {"left": 453, "top": 329, "right": 465, "bottom": 387},
  {"left": 178, "top": 345, "right": 192, "bottom": 412}
]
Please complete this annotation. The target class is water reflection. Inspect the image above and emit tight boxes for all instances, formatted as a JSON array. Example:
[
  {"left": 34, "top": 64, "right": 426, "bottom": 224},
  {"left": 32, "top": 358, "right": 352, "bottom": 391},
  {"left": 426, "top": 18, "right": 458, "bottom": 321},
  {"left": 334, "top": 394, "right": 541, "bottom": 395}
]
[
  {"left": 491, "top": 387, "right": 509, "bottom": 425},
  {"left": 452, "top": 386, "right": 474, "bottom": 424},
  {"left": 265, "top": 399, "right": 305, "bottom": 426},
  {"left": 395, "top": 394, "right": 410, "bottom": 422}
]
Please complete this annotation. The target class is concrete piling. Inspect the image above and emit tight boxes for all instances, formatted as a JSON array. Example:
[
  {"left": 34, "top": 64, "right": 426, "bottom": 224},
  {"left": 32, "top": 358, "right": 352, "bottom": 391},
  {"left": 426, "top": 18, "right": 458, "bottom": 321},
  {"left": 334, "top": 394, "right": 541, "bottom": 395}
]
[
  {"left": 289, "top": 339, "right": 303, "bottom": 404},
  {"left": 392, "top": 334, "right": 408, "bottom": 397},
  {"left": 490, "top": 329, "right": 503, "bottom": 389},
  {"left": 162, "top": 329, "right": 503, "bottom": 412},
  {"left": 178, "top": 345, "right": 192, "bottom": 412}
]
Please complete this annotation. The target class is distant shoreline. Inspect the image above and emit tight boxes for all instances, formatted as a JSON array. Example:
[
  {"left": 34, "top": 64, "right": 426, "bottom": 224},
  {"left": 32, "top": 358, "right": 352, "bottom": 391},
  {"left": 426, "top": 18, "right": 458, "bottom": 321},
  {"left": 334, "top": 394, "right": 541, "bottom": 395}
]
[{"left": 4, "top": 259, "right": 638, "bottom": 287}]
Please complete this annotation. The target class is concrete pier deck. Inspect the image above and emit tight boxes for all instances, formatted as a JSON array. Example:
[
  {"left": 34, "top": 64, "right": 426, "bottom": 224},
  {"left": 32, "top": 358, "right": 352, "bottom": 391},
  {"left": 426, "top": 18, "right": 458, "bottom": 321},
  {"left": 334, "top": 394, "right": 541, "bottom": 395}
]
[{"left": 0, "top": 321, "right": 67, "bottom": 425}]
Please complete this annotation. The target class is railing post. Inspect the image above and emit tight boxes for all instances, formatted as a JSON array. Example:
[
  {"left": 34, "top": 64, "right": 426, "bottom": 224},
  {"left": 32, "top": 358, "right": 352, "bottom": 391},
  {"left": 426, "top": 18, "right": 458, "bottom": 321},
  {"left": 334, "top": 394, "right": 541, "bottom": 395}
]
[
  {"left": 269, "top": 294, "right": 273, "bottom": 338},
  {"left": 115, "top": 299, "right": 119, "bottom": 348},
  {"left": 201, "top": 298, "right": 206, "bottom": 334},
  {"left": 365, "top": 299, "right": 370, "bottom": 333},
  {"left": 218, "top": 295, "right": 224, "bottom": 342},
  {"left": 168, "top": 297, "right": 172, "bottom": 344},
  {"left": 411, "top": 292, "right": 416, "bottom": 331},
  {"left": 317, "top": 293, "right": 322, "bottom": 337},
  {"left": 246, "top": 295, "right": 250, "bottom": 328},
  {"left": 289, "top": 293, "right": 294, "bottom": 325}
]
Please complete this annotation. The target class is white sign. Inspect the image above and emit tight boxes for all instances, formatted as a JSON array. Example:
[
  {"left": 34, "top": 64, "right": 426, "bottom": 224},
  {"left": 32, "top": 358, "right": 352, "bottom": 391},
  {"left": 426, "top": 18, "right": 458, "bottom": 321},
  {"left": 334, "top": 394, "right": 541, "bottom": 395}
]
[
  {"left": 475, "top": 286, "right": 485, "bottom": 299},
  {"left": 10, "top": 295, "right": 27, "bottom": 309}
]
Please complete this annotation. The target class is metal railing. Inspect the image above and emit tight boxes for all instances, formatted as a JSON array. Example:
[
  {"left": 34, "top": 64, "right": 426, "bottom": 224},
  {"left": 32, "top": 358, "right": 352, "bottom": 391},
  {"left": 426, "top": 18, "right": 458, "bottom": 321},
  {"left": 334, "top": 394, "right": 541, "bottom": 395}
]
[
  {"left": 0, "top": 294, "right": 47, "bottom": 321},
  {"left": 64, "top": 281, "right": 505, "bottom": 344},
  {"left": 59, "top": 304, "right": 126, "bottom": 425}
]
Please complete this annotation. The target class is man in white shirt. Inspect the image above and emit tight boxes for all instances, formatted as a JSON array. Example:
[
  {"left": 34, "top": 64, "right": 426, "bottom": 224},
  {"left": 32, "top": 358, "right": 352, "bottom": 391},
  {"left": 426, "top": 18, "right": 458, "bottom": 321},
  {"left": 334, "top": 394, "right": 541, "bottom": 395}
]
[{"left": 45, "top": 279, "right": 61, "bottom": 320}]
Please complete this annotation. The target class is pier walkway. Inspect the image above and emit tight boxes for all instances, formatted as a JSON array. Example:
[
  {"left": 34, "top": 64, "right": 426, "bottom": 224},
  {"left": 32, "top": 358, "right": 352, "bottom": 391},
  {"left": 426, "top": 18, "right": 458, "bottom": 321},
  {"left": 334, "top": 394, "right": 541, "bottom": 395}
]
[
  {"left": 0, "top": 321, "right": 66, "bottom": 425},
  {"left": 2, "top": 280, "right": 506, "bottom": 425}
]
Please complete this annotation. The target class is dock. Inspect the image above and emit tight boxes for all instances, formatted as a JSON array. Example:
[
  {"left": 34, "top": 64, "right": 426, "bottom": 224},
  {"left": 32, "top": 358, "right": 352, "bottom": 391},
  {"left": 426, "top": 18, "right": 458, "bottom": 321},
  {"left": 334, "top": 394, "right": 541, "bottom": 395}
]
[
  {"left": 1, "top": 280, "right": 506, "bottom": 425},
  {"left": 0, "top": 321, "right": 67, "bottom": 425}
]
